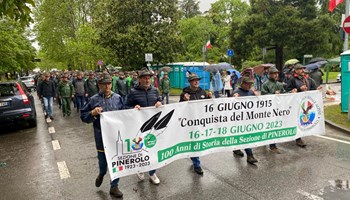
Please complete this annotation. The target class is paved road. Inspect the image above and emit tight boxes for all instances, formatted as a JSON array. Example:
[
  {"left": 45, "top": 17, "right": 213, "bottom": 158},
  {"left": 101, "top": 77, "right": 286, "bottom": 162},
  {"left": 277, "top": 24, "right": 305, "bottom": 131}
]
[{"left": 1, "top": 90, "right": 349, "bottom": 200}]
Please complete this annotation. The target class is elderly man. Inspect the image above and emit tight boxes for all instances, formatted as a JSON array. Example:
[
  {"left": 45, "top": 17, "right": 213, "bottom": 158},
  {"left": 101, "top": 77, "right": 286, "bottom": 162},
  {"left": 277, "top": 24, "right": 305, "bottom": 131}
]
[
  {"left": 180, "top": 73, "right": 212, "bottom": 174},
  {"left": 232, "top": 77, "right": 259, "bottom": 165},
  {"left": 286, "top": 64, "right": 321, "bottom": 147},
  {"left": 126, "top": 68, "right": 162, "bottom": 185},
  {"left": 80, "top": 73, "right": 124, "bottom": 198}
]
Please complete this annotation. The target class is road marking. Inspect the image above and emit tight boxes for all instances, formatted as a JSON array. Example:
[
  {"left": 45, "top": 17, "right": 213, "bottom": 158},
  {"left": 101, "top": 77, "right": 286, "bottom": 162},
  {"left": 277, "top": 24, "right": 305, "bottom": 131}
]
[
  {"left": 57, "top": 161, "right": 70, "bottom": 179},
  {"left": 52, "top": 140, "right": 61, "bottom": 150},
  {"left": 48, "top": 127, "right": 55, "bottom": 134},
  {"left": 316, "top": 135, "right": 350, "bottom": 145},
  {"left": 297, "top": 190, "right": 323, "bottom": 200}
]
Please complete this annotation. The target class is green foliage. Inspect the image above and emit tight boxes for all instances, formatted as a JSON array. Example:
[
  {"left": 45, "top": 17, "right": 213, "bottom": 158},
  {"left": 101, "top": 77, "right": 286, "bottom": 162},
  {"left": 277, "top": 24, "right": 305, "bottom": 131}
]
[
  {"left": 324, "top": 105, "right": 350, "bottom": 129},
  {"left": 230, "top": 0, "right": 342, "bottom": 70},
  {"left": 0, "top": 19, "right": 35, "bottom": 73},
  {"left": 178, "top": 0, "right": 201, "bottom": 18},
  {"left": 0, "top": 0, "right": 34, "bottom": 26}
]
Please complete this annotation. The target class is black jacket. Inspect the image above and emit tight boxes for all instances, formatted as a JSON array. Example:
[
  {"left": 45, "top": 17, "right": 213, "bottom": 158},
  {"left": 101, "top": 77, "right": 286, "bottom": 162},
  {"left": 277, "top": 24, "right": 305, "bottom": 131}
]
[
  {"left": 286, "top": 74, "right": 317, "bottom": 92},
  {"left": 37, "top": 80, "right": 56, "bottom": 98},
  {"left": 179, "top": 86, "right": 209, "bottom": 102},
  {"left": 126, "top": 85, "right": 161, "bottom": 108}
]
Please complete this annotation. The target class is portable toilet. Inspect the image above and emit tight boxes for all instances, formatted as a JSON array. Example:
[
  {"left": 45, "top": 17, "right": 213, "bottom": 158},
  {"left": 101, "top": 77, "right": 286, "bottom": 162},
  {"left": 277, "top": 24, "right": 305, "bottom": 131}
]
[
  {"left": 340, "top": 50, "right": 350, "bottom": 112},
  {"left": 181, "top": 62, "right": 210, "bottom": 90}
]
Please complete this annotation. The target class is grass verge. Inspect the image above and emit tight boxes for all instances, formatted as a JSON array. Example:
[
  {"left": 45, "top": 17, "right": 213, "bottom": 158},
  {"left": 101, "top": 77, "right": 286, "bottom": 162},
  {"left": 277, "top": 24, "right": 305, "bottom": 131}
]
[{"left": 324, "top": 104, "right": 350, "bottom": 130}]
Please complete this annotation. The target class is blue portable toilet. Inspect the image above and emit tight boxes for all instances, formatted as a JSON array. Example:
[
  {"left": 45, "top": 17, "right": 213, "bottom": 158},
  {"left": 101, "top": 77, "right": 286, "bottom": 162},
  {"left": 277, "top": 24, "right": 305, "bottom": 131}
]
[
  {"left": 340, "top": 50, "right": 350, "bottom": 112},
  {"left": 181, "top": 62, "right": 210, "bottom": 90}
]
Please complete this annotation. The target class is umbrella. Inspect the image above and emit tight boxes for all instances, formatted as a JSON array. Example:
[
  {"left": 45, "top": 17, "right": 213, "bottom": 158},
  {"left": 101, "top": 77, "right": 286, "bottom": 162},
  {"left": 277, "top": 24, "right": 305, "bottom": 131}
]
[
  {"left": 216, "top": 62, "right": 234, "bottom": 70},
  {"left": 227, "top": 69, "right": 241, "bottom": 79},
  {"left": 284, "top": 59, "right": 300, "bottom": 66},
  {"left": 305, "top": 60, "right": 328, "bottom": 71},
  {"left": 308, "top": 57, "right": 327, "bottom": 64},
  {"left": 159, "top": 66, "right": 172, "bottom": 73},
  {"left": 203, "top": 65, "right": 219, "bottom": 73}
]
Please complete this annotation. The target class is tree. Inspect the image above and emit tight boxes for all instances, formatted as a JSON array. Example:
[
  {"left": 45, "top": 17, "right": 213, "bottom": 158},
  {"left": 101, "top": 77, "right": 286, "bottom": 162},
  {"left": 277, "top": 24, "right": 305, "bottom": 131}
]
[
  {"left": 95, "top": 0, "right": 182, "bottom": 69},
  {"left": 178, "top": 0, "right": 201, "bottom": 18},
  {"left": 0, "top": 0, "right": 34, "bottom": 26},
  {"left": 230, "top": 0, "right": 342, "bottom": 70},
  {"left": 0, "top": 19, "right": 36, "bottom": 74}
]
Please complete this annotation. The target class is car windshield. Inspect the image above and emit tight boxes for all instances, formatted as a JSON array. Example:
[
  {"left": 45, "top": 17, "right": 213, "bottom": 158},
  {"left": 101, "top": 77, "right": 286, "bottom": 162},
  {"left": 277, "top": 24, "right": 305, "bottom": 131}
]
[{"left": 0, "top": 84, "right": 16, "bottom": 97}]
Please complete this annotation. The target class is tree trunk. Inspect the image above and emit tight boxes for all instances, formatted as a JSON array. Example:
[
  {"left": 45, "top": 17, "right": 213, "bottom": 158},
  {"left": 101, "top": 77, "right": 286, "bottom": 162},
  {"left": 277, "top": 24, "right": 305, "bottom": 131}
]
[{"left": 275, "top": 45, "right": 284, "bottom": 71}]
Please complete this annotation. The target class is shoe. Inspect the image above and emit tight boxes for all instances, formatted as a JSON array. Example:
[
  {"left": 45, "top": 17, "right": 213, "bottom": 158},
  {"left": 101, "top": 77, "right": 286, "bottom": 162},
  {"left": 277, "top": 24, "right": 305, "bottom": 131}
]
[
  {"left": 63, "top": 114, "right": 66, "bottom": 117},
  {"left": 109, "top": 186, "right": 123, "bottom": 198},
  {"left": 296, "top": 139, "right": 307, "bottom": 148},
  {"left": 194, "top": 166, "right": 204, "bottom": 175},
  {"left": 136, "top": 172, "right": 145, "bottom": 181},
  {"left": 247, "top": 155, "right": 258, "bottom": 165},
  {"left": 95, "top": 174, "right": 104, "bottom": 187},
  {"left": 149, "top": 173, "right": 160, "bottom": 185},
  {"left": 49, "top": 116, "right": 54, "bottom": 120},
  {"left": 233, "top": 150, "right": 244, "bottom": 157},
  {"left": 270, "top": 147, "right": 281, "bottom": 154}
]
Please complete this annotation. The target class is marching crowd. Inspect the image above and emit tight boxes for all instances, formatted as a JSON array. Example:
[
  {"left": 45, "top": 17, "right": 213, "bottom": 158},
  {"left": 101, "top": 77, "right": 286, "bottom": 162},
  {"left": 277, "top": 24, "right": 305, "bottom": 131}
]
[{"left": 34, "top": 60, "right": 323, "bottom": 198}]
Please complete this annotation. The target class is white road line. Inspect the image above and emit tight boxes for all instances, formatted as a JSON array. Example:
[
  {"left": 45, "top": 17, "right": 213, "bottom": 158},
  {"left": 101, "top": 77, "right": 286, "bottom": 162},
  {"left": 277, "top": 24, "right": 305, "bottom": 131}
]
[
  {"left": 52, "top": 140, "right": 61, "bottom": 150},
  {"left": 316, "top": 135, "right": 350, "bottom": 145},
  {"left": 48, "top": 127, "right": 55, "bottom": 134},
  {"left": 57, "top": 161, "right": 71, "bottom": 179},
  {"left": 297, "top": 190, "right": 324, "bottom": 200}
]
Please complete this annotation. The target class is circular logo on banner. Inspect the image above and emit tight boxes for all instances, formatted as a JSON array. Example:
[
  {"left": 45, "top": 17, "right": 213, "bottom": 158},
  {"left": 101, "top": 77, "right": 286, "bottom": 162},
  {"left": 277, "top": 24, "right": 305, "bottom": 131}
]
[
  {"left": 144, "top": 134, "right": 157, "bottom": 148},
  {"left": 298, "top": 96, "right": 321, "bottom": 131}
]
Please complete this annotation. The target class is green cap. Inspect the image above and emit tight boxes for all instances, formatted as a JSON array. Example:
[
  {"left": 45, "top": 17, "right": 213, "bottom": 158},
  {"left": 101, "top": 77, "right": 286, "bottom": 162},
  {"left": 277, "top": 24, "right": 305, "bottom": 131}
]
[{"left": 98, "top": 73, "right": 112, "bottom": 83}]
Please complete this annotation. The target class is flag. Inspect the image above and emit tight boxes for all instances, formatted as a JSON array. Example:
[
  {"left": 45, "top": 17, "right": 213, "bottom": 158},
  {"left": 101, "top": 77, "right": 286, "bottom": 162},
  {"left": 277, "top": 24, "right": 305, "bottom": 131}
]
[
  {"left": 205, "top": 40, "right": 211, "bottom": 49},
  {"left": 329, "top": 0, "right": 344, "bottom": 12}
]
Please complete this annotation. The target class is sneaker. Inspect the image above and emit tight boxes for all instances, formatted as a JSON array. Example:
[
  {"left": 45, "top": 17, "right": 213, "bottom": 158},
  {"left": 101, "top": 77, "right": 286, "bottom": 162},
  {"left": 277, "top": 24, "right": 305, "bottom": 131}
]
[
  {"left": 247, "top": 155, "right": 258, "bottom": 165},
  {"left": 233, "top": 150, "right": 244, "bottom": 157},
  {"left": 270, "top": 147, "right": 281, "bottom": 154},
  {"left": 109, "top": 186, "right": 123, "bottom": 198},
  {"left": 95, "top": 174, "right": 104, "bottom": 187},
  {"left": 136, "top": 172, "right": 145, "bottom": 181},
  {"left": 194, "top": 166, "right": 204, "bottom": 175},
  {"left": 149, "top": 173, "right": 160, "bottom": 185},
  {"left": 296, "top": 139, "right": 307, "bottom": 148}
]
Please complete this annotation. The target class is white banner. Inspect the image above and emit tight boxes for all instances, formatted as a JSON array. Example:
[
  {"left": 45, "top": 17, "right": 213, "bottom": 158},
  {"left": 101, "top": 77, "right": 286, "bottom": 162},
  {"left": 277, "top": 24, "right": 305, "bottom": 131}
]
[{"left": 101, "top": 91, "right": 325, "bottom": 180}]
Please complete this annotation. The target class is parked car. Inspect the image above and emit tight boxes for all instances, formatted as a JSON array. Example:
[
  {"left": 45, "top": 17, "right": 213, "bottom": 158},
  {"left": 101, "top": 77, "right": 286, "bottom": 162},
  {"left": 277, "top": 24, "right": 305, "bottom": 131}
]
[
  {"left": 336, "top": 73, "right": 341, "bottom": 82},
  {"left": 20, "top": 75, "right": 36, "bottom": 91},
  {"left": 0, "top": 81, "right": 37, "bottom": 127}
]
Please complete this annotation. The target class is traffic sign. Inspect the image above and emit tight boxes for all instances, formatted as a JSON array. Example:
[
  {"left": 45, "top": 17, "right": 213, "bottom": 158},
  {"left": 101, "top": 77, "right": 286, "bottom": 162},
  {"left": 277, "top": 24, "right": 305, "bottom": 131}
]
[
  {"left": 227, "top": 49, "right": 234, "bottom": 57},
  {"left": 97, "top": 60, "right": 103, "bottom": 66},
  {"left": 343, "top": 16, "right": 350, "bottom": 34},
  {"left": 145, "top": 53, "right": 153, "bottom": 62}
]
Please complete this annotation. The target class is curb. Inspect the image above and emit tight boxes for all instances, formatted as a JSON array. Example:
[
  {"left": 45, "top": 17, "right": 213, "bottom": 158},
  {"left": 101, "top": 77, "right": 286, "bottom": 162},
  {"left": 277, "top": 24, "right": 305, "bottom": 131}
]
[{"left": 325, "top": 119, "right": 350, "bottom": 135}]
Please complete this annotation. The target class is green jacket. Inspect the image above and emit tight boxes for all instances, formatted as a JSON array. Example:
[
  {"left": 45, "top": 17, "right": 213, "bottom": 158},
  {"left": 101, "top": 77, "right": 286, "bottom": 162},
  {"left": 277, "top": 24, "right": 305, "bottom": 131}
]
[
  {"left": 57, "top": 80, "right": 75, "bottom": 98},
  {"left": 160, "top": 78, "right": 171, "bottom": 93},
  {"left": 261, "top": 78, "right": 285, "bottom": 95}
]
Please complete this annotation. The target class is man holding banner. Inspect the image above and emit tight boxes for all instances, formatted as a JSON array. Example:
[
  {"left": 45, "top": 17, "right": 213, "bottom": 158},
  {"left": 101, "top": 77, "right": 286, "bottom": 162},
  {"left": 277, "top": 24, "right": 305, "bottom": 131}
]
[
  {"left": 180, "top": 73, "right": 213, "bottom": 175},
  {"left": 126, "top": 68, "right": 163, "bottom": 185},
  {"left": 232, "top": 76, "right": 259, "bottom": 164},
  {"left": 80, "top": 73, "right": 124, "bottom": 198}
]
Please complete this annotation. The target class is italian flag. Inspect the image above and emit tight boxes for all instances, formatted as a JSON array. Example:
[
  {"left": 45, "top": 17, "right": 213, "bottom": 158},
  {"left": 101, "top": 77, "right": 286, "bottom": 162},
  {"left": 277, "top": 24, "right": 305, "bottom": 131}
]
[
  {"left": 329, "top": 0, "right": 344, "bottom": 12},
  {"left": 205, "top": 40, "right": 211, "bottom": 49}
]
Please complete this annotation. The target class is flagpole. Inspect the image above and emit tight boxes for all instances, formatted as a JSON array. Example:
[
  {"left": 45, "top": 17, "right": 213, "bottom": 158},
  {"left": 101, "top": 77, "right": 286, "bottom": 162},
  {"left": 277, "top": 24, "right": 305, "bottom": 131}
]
[{"left": 344, "top": 0, "right": 350, "bottom": 51}]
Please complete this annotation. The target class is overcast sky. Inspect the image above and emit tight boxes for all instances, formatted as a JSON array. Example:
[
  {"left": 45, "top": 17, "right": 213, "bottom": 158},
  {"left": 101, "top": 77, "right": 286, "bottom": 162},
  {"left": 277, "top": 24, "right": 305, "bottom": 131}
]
[{"left": 199, "top": 0, "right": 217, "bottom": 12}]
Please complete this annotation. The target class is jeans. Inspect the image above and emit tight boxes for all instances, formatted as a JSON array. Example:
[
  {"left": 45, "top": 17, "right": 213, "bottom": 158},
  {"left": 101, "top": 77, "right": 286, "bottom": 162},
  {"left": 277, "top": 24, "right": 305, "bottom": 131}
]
[
  {"left": 43, "top": 96, "right": 53, "bottom": 116},
  {"left": 245, "top": 148, "right": 253, "bottom": 156},
  {"left": 97, "top": 152, "right": 119, "bottom": 188},
  {"left": 162, "top": 93, "right": 169, "bottom": 104},
  {"left": 75, "top": 95, "right": 85, "bottom": 110},
  {"left": 214, "top": 91, "right": 220, "bottom": 98},
  {"left": 191, "top": 157, "right": 201, "bottom": 168}
]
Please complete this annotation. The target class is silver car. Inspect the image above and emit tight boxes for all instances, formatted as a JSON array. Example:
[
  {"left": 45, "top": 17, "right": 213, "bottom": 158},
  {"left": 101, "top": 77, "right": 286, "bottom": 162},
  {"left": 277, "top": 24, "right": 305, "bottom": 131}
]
[{"left": 20, "top": 76, "right": 36, "bottom": 90}]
